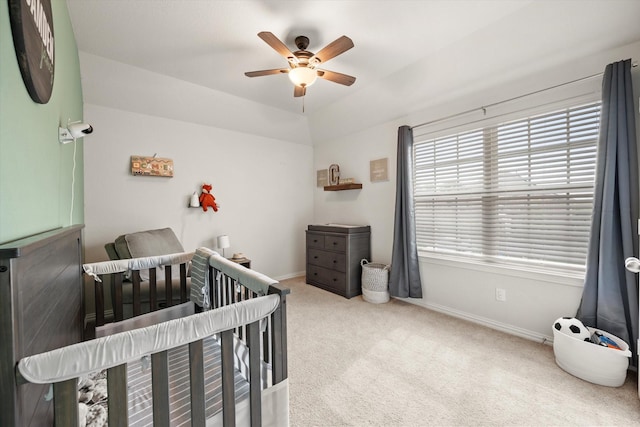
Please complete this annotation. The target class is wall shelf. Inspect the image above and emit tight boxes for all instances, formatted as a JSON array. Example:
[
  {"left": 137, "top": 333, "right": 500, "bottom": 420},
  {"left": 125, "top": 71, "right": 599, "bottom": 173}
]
[{"left": 324, "top": 183, "right": 363, "bottom": 191}]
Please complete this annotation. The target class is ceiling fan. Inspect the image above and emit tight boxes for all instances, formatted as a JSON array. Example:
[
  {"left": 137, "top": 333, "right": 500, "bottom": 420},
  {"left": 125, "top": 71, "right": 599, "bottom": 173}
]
[{"left": 245, "top": 31, "right": 356, "bottom": 97}]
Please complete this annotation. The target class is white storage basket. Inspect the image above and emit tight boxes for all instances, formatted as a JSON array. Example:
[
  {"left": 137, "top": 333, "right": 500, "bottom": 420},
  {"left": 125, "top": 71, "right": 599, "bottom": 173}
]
[
  {"left": 361, "top": 259, "right": 390, "bottom": 303},
  {"left": 553, "top": 325, "right": 631, "bottom": 387}
]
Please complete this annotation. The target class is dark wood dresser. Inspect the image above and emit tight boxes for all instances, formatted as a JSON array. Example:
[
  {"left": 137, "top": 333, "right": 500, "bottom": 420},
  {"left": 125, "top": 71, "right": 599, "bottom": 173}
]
[
  {"left": 305, "top": 224, "right": 371, "bottom": 298},
  {"left": 0, "top": 225, "right": 84, "bottom": 427}
]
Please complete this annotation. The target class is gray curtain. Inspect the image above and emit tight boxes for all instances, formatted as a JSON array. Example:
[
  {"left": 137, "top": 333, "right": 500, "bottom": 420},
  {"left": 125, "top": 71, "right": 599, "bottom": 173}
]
[
  {"left": 390, "top": 125, "right": 423, "bottom": 298},
  {"left": 577, "top": 59, "right": 639, "bottom": 368}
]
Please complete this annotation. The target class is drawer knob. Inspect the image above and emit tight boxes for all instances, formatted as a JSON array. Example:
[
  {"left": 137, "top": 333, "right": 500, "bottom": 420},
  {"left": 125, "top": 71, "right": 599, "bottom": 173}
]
[
  {"left": 332, "top": 242, "right": 337, "bottom": 245},
  {"left": 314, "top": 256, "right": 318, "bottom": 259},
  {"left": 313, "top": 240, "right": 318, "bottom": 243},
  {"left": 333, "top": 260, "right": 337, "bottom": 263}
]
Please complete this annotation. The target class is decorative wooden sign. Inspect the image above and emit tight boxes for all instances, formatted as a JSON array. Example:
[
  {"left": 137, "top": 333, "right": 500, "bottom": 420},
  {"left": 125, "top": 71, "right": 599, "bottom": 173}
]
[
  {"left": 131, "top": 156, "right": 174, "bottom": 177},
  {"left": 9, "top": 0, "right": 55, "bottom": 104}
]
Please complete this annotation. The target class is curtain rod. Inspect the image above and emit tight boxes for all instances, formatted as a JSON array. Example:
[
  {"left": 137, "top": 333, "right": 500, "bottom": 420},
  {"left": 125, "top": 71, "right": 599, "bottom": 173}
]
[{"left": 410, "top": 60, "right": 638, "bottom": 130}]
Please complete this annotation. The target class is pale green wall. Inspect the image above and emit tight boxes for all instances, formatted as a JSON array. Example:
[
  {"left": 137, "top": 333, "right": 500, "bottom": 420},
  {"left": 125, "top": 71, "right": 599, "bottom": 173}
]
[{"left": 0, "top": 0, "right": 84, "bottom": 243}]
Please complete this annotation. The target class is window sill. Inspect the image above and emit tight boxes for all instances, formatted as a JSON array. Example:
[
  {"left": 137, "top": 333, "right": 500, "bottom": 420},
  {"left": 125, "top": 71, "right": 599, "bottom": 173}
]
[{"left": 418, "top": 251, "right": 585, "bottom": 288}]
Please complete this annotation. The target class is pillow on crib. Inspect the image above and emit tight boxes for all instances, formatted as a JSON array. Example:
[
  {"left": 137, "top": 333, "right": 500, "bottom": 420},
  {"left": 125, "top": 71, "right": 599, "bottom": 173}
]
[{"left": 116, "top": 228, "right": 186, "bottom": 281}]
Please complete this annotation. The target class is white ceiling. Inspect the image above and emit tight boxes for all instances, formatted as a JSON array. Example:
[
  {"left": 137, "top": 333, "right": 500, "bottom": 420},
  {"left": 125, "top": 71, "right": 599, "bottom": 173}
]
[{"left": 66, "top": 0, "right": 640, "bottom": 119}]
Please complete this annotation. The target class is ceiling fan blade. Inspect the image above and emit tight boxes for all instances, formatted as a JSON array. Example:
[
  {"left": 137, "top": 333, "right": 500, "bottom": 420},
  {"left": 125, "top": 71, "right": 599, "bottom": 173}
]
[
  {"left": 257, "top": 31, "right": 297, "bottom": 64},
  {"left": 245, "top": 68, "right": 289, "bottom": 78},
  {"left": 309, "top": 36, "right": 354, "bottom": 64},
  {"left": 317, "top": 69, "right": 356, "bottom": 86},
  {"left": 294, "top": 85, "right": 306, "bottom": 97}
]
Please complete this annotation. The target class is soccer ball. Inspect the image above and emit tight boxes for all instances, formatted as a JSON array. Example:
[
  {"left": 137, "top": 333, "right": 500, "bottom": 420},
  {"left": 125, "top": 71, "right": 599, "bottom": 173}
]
[{"left": 553, "top": 317, "right": 591, "bottom": 342}]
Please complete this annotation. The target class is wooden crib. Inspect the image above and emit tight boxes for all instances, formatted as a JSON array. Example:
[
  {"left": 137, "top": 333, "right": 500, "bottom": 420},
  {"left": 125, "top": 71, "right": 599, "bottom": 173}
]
[{"left": 13, "top": 245, "right": 289, "bottom": 426}]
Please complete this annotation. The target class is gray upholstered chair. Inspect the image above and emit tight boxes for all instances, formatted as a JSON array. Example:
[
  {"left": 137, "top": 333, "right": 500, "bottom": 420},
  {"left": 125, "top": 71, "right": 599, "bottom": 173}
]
[{"left": 104, "top": 227, "right": 191, "bottom": 315}]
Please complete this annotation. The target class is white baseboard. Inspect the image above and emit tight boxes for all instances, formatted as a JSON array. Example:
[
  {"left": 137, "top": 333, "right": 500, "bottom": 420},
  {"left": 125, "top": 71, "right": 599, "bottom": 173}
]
[
  {"left": 274, "top": 271, "right": 305, "bottom": 281},
  {"left": 406, "top": 299, "right": 554, "bottom": 345}
]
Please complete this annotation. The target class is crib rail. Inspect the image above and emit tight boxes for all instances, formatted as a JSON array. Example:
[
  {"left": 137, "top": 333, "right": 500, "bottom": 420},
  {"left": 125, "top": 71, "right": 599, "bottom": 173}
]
[
  {"left": 16, "top": 295, "right": 281, "bottom": 427},
  {"left": 84, "top": 252, "right": 194, "bottom": 327},
  {"left": 76, "top": 249, "right": 289, "bottom": 426},
  {"left": 206, "top": 255, "right": 290, "bottom": 386}
]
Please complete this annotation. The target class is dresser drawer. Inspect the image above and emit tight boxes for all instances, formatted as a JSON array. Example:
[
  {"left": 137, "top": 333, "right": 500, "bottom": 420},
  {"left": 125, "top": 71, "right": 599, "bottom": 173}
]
[
  {"left": 306, "top": 232, "right": 325, "bottom": 249},
  {"left": 308, "top": 248, "right": 347, "bottom": 272},
  {"left": 306, "top": 265, "right": 347, "bottom": 293},
  {"left": 324, "top": 235, "right": 346, "bottom": 252}
]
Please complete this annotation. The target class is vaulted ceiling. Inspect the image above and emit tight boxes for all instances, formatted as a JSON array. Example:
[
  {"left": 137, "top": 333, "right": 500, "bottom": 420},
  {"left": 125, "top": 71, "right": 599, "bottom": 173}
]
[{"left": 66, "top": 1, "right": 640, "bottom": 128}]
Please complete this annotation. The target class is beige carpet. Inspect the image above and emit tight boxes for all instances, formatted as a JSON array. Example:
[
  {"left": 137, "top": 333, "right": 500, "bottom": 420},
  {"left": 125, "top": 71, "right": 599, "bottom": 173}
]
[{"left": 281, "top": 277, "right": 640, "bottom": 426}]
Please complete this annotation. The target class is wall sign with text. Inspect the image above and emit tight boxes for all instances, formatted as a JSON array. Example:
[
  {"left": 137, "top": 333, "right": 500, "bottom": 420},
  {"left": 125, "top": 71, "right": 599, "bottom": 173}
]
[
  {"left": 9, "top": 0, "right": 55, "bottom": 104},
  {"left": 131, "top": 155, "right": 174, "bottom": 177}
]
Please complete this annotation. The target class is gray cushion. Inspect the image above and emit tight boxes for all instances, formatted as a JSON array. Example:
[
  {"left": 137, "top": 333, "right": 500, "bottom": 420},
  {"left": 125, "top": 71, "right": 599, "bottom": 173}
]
[
  {"left": 114, "top": 235, "right": 132, "bottom": 260},
  {"left": 123, "top": 228, "right": 184, "bottom": 258},
  {"left": 114, "top": 228, "right": 186, "bottom": 281},
  {"left": 104, "top": 242, "right": 119, "bottom": 261}
]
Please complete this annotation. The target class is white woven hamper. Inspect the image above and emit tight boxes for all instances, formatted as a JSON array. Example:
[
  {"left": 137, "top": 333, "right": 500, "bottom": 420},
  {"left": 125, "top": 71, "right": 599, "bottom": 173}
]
[{"left": 361, "top": 259, "right": 390, "bottom": 303}]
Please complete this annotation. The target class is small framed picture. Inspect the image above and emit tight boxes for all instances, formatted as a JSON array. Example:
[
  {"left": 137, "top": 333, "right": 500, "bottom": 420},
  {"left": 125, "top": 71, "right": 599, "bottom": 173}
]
[
  {"left": 317, "top": 169, "right": 329, "bottom": 187},
  {"left": 370, "top": 158, "right": 388, "bottom": 182}
]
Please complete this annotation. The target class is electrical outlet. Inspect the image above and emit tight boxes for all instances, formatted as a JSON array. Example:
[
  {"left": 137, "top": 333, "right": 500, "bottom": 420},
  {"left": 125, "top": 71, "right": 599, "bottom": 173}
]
[{"left": 495, "top": 288, "right": 507, "bottom": 302}]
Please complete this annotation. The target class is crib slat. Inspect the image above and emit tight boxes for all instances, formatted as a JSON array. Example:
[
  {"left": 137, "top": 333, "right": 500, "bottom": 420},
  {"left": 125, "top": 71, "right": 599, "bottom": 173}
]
[
  {"left": 132, "top": 273, "right": 141, "bottom": 316},
  {"left": 165, "top": 265, "right": 173, "bottom": 306},
  {"left": 107, "top": 364, "right": 128, "bottom": 426},
  {"left": 189, "top": 340, "right": 206, "bottom": 427},
  {"left": 149, "top": 268, "right": 158, "bottom": 311},
  {"left": 113, "top": 273, "right": 124, "bottom": 321},
  {"left": 221, "top": 329, "right": 236, "bottom": 426},
  {"left": 220, "top": 274, "right": 225, "bottom": 306},
  {"left": 247, "top": 320, "right": 262, "bottom": 427},
  {"left": 209, "top": 266, "right": 220, "bottom": 308},
  {"left": 54, "top": 379, "right": 79, "bottom": 427},
  {"left": 262, "top": 317, "right": 271, "bottom": 363},
  {"left": 237, "top": 291, "right": 244, "bottom": 340},
  {"left": 180, "top": 263, "right": 188, "bottom": 302},
  {"left": 95, "top": 279, "right": 104, "bottom": 327},
  {"left": 225, "top": 276, "right": 232, "bottom": 306},
  {"left": 152, "top": 351, "right": 170, "bottom": 427}
]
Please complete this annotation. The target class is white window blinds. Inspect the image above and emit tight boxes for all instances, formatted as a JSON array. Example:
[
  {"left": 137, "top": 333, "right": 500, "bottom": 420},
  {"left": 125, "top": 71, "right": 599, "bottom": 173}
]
[{"left": 413, "top": 101, "right": 600, "bottom": 270}]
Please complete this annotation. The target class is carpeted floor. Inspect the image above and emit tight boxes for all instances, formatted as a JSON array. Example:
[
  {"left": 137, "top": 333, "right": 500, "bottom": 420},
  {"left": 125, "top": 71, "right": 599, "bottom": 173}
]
[{"left": 282, "top": 276, "right": 640, "bottom": 426}]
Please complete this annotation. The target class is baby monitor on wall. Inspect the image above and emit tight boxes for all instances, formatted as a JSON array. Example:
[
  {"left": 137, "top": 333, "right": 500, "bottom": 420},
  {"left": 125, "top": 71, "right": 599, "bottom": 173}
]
[{"left": 59, "top": 121, "right": 94, "bottom": 144}]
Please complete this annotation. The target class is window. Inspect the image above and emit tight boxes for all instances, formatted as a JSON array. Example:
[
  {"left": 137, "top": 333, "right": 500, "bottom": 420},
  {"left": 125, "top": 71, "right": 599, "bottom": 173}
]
[{"left": 413, "top": 101, "right": 600, "bottom": 272}]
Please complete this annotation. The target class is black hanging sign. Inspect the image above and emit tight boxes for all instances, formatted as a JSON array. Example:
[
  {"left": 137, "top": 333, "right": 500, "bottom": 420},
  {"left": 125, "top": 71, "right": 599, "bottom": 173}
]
[{"left": 8, "top": 0, "right": 55, "bottom": 104}]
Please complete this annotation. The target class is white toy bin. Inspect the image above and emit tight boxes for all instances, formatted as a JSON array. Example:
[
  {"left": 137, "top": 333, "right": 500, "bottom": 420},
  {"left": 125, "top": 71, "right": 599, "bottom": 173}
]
[{"left": 553, "top": 326, "right": 631, "bottom": 387}]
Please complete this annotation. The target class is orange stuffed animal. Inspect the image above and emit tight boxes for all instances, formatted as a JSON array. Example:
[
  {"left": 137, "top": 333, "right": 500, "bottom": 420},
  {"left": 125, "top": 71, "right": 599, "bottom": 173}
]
[{"left": 199, "top": 183, "right": 218, "bottom": 212}]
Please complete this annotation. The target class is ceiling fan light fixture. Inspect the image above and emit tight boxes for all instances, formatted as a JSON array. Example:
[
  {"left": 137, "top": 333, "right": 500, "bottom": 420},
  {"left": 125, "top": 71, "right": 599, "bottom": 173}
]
[
  {"left": 246, "top": 32, "right": 355, "bottom": 98},
  {"left": 288, "top": 66, "right": 317, "bottom": 87}
]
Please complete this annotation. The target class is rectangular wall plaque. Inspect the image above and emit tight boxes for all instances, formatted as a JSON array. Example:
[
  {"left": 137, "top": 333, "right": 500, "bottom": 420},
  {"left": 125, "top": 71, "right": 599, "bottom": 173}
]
[
  {"left": 370, "top": 158, "right": 388, "bottom": 182},
  {"left": 317, "top": 169, "right": 328, "bottom": 187},
  {"left": 131, "top": 155, "right": 174, "bottom": 177}
]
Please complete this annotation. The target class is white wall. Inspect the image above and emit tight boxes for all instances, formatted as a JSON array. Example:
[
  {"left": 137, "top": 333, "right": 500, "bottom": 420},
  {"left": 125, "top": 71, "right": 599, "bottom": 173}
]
[
  {"left": 81, "top": 51, "right": 315, "bottom": 286},
  {"left": 84, "top": 104, "right": 313, "bottom": 280},
  {"left": 313, "top": 40, "right": 640, "bottom": 342},
  {"left": 313, "top": 121, "right": 402, "bottom": 265}
]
